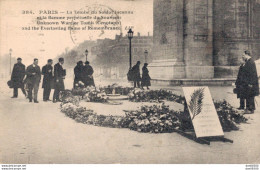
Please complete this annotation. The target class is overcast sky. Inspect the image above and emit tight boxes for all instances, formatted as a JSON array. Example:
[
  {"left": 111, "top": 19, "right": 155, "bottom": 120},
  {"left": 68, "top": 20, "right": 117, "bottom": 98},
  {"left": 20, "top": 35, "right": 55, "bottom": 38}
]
[{"left": 0, "top": 0, "right": 153, "bottom": 66}]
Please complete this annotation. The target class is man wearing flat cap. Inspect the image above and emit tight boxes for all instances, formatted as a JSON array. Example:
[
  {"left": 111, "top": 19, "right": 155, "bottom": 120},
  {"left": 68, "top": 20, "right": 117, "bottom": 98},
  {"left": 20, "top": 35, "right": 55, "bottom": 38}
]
[{"left": 11, "top": 58, "right": 26, "bottom": 98}]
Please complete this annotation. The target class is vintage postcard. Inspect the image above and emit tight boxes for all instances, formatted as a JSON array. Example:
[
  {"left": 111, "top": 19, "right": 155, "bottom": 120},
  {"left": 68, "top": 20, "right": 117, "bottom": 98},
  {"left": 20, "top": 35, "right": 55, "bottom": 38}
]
[{"left": 0, "top": 0, "right": 260, "bottom": 166}]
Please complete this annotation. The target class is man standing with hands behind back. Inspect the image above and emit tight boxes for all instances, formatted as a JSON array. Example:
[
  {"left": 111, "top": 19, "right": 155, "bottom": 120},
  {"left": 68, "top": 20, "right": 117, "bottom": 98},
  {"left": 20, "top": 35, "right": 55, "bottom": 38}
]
[
  {"left": 42, "top": 59, "right": 53, "bottom": 102},
  {"left": 53, "top": 58, "right": 65, "bottom": 103},
  {"left": 26, "top": 58, "right": 41, "bottom": 103}
]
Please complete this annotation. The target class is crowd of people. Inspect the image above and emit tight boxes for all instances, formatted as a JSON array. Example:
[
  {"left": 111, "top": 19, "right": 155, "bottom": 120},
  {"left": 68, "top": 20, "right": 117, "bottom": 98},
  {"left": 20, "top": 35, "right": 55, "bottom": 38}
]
[
  {"left": 9, "top": 49, "right": 258, "bottom": 114},
  {"left": 128, "top": 61, "right": 151, "bottom": 89},
  {"left": 73, "top": 61, "right": 95, "bottom": 88},
  {"left": 9, "top": 56, "right": 95, "bottom": 103}
]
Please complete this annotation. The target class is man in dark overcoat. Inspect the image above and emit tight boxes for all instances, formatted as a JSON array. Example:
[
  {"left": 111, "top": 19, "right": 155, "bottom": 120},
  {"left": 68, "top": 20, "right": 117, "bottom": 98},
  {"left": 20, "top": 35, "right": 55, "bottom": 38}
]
[
  {"left": 235, "top": 59, "right": 246, "bottom": 109},
  {"left": 42, "top": 59, "right": 53, "bottom": 101},
  {"left": 26, "top": 58, "right": 41, "bottom": 103},
  {"left": 82, "top": 61, "right": 95, "bottom": 87},
  {"left": 241, "top": 50, "right": 259, "bottom": 113},
  {"left": 11, "top": 58, "right": 26, "bottom": 98},
  {"left": 53, "top": 58, "right": 65, "bottom": 103},
  {"left": 74, "top": 61, "right": 83, "bottom": 88},
  {"left": 132, "top": 61, "right": 141, "bottom": 88}
]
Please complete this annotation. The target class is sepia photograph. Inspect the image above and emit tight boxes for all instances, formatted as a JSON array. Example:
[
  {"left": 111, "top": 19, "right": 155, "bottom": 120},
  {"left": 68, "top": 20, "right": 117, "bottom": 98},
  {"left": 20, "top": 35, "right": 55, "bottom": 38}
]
[{"left": 0, "top": 0, "right": 260, "bottom": 167}]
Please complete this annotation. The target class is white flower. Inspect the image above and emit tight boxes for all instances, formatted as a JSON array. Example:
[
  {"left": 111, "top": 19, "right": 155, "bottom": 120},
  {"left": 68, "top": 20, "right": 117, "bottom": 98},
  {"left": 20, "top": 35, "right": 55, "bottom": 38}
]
[
  {"left": 160, "top": 114, "right": 166, "bottom": 119},
  {"left": 129, "top": 94, "right": 134, "bottom": 98},
  {"left": 141, "top": 113, "right": 147, "bottom": 117},
  {"left": 165, "top": 120, "right": 172, "bottom": 126},
  {"left": 144, "top": 119, "right": 150, "bottom": 125}
]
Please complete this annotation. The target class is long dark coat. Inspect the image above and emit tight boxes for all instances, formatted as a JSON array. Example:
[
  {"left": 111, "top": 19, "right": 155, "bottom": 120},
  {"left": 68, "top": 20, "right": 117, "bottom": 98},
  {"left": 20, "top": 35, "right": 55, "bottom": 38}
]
[
  {"left": 236, "top": 58, "right": 259, "bottom": 98},
  {"left": 74, "top": 64, "right": 83, "bottom": 88},
  {"left": 141, "top": 66, "right": 151, "bottom": 87},
  {"left": 26, "top": 64, "right": 41, "bottom": 85},
  {"left": 132, "top": 64, "right": 141, "bottom": 81},
  {"left": 243, "top": 58, "right": 259, "bottom": 97},
  {"left": 42, "top": 64, "right": 53, "bottom": 89},
  {"left": 82, "top": 65, "right": 95, "bottom": 87},
  {"left": 11, "top": 63, "right": 26, "bottom": 88},
  {"left": 235, "top": 64, "right": 247, "bottom": 99},
  {"left": 54, "top": 63, "right": 65, "bottom": 91}
]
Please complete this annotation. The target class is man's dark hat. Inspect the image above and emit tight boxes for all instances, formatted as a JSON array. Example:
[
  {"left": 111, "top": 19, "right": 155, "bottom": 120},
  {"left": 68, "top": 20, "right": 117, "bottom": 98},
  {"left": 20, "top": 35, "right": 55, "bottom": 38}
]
[
  {"left": 59, "top": 57, "right": 64, "bottom": 62},
  {"left": 244, "top": 50, "right": 251, "bottom": 56},
  {"left": 77, "top": 61, "right": 83, "bottom": 65}
]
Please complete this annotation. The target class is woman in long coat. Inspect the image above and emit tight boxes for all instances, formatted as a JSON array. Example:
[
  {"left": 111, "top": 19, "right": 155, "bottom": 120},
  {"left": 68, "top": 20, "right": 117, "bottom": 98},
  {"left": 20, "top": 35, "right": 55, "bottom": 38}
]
[
  {"left": 82, "top": 61, "right": 95, "bottom": 87},
  {"left": 141, "top": 63, "right": 151, "bottom": 89}
]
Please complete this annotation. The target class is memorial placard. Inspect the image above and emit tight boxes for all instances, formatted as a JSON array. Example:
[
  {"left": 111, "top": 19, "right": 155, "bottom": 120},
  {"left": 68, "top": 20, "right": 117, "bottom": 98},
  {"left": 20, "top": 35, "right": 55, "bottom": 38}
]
[{"left": 182, "top": 86, "right": 224, "bottom": 138}]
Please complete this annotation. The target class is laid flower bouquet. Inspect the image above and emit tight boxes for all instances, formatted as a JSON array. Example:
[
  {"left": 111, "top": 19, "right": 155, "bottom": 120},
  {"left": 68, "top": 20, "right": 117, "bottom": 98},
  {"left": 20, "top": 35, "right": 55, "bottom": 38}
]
[
  {"left": 128, "top": 89, "right": 185, "bottom": 104},
  {"left": 100, "top": 84, "right": 134, "bottom": 95},
  {"left": 60, "top": 102, "right": 86, "bottom": 119},
  {"left": 83, "top": 87, "right": 108, "bottom": 103},
  {"left": 214, "top": 100, "right": 248, "bottom": 131},
  {"left": 71, "top": 86, "right": 109, "bottom": 103},
  {"left": 72, "top": 86, "right": 96, "bottom": 97},
  {"left": 72, "top": 88, "right": 88, "bottom": 97},
  {"left": 124, "top": 104, "right": 180, "bottom": 133},
  {"left": 74, "top": 81, "right": 85, "bottom": 88},
  {"left": 60, "top": 90, "right": 81, "bottom": 106}
]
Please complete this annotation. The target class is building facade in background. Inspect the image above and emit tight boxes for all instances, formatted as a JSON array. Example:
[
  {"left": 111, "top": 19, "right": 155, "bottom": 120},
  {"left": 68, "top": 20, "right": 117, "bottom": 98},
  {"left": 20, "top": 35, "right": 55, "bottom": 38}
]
[
  {"left": 92, "top": 33, "right": 153, "bottom": 78},
  {"left": 151, "top": 0, "right": 260, "bottom": 80}
]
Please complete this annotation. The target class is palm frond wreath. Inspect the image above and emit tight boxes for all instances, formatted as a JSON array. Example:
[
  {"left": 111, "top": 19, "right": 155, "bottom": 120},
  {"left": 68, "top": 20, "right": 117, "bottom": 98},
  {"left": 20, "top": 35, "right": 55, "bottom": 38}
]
[{"left": 188, "top": 88, "right": 205, "bottom": 120}]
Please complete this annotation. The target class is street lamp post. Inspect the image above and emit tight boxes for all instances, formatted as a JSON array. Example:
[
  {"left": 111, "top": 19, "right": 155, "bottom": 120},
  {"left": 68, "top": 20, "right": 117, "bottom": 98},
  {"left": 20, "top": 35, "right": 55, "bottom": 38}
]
[
  {"left": 85, "top": 49, "right": 88, "bottom": 61},
  {"left": 9, "top": 49, "right": 12, "bottom": 75},
  {"left": 127, "top": 29, "right": 134, "bottom": 69},
  {"left": 144, "top": 50, "right": 148, "bottom": 63}
]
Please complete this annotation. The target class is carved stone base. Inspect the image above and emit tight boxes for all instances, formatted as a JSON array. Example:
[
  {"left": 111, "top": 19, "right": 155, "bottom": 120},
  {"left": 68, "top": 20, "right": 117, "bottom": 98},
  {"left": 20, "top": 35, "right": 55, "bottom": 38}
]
[
  {"left": 148, "top": 59, "right": 186, "bottom": 79},
  {"left": 148, "top": 59, "right": 214, "bottom": 80}
]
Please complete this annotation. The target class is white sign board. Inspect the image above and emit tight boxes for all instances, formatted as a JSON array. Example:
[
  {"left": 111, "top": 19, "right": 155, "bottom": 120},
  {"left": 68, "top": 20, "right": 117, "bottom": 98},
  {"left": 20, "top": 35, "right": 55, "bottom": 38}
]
[{"left": 182, "top": 86, "right": 224, "bottom": 138}]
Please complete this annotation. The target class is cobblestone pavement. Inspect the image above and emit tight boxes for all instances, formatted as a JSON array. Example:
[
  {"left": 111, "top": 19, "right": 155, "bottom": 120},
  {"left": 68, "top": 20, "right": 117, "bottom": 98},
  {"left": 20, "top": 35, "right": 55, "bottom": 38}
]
[{"left": 0, "top": 79, "right": 260, "bottom": 164}]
